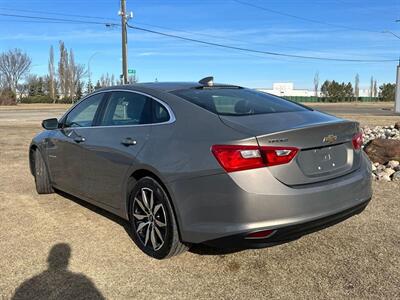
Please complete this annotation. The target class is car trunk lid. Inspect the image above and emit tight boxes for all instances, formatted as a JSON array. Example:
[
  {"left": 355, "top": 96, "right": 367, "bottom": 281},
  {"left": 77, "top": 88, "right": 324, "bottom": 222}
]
[{"left": 220, "top": 110, "right": 361, "bottom": 185}]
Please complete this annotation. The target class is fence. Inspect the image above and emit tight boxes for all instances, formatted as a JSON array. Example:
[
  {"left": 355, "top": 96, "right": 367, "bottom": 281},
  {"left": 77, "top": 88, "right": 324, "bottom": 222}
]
[{"left": 283, "top": 96, "right": 379, "bottom": 103}]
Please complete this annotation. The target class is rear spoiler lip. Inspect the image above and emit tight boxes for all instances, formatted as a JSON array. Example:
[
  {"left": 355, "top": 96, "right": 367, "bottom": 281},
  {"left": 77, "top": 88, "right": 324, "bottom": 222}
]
[{"left": 255, "top": 119, "right": 358, "bottom": 140}]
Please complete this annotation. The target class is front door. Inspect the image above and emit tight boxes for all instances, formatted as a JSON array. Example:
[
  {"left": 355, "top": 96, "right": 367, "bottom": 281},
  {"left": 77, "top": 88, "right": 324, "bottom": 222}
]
[{"left": 46, "top": 93, "right": 105, "bottom": 194}]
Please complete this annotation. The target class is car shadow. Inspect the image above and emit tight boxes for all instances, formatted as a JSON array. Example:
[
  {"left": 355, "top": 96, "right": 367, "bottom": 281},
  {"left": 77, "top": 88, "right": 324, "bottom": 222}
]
[
  {"left": 53, "top": 190, "right": 269, "bottom": 257},
  {"left": 189, "top": 244, "right": 248, "bottom": 255},
  {"left": 12, "top": 243, "right": 105, "bottom": 300},
  {"left": 55, "top": 189, "right": 130, "bottom": 229}
]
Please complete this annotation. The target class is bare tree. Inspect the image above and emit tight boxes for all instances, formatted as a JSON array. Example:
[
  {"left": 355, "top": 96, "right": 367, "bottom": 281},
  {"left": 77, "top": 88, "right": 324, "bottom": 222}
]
[
  {"left": 370, "top": 76, "right": 374, "bottom": 98},
  {"left": 354, "top": 73, "right": 360, "bottom": 99},
  {"left": 313, "top": 71, "right": 319, "bottom": 98},
  {"left": 100, "top": 73, "right": 112, "bottom": 87},
  {"left": 72, "top": 63, "right": 86, "bottom": 101},
  {"left": 48, "top": 46, "right": 56, "bottom": 102},
  {"left": 0, "top": 48, "right": 31, "bottom": 94},
  {"left": 111, "top": 74, "right": 115, "bottom": 86},
  {"left": 68, "top": 49, "right": 76, "bottom": 99},
  {"left": 128, "top": 74, "right": 138, "bottom": 84},
  {"left": 58, "top": 41, "right": 68, "bottom": 99},
  {"left": 373, "top": 80, "right": 378, "bottom": 98},
  {"left": 0, "top": 73, "right": 7, "bottom": 90}
]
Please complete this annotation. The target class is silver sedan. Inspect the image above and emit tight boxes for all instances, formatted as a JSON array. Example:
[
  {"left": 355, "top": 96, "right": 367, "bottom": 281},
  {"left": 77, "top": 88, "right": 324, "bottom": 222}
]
[{"left": 30, "top": 77, "right": 372, "bottom": 259}]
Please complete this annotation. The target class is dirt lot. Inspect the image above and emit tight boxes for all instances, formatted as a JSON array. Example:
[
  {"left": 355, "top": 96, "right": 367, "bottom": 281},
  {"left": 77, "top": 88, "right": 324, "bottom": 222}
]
[{"left": 0, "top": 104, "right": 399, "bottom": 299}]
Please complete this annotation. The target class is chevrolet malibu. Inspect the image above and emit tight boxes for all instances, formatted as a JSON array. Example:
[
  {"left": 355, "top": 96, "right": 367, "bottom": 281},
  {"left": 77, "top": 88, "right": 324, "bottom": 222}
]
[{"left": 30, "top": 78, "right": 372, "bottom": 259}]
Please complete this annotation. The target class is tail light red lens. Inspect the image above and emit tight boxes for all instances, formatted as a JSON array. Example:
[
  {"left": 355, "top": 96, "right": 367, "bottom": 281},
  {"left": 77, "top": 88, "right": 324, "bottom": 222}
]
[
  {"left": 246, "top": 229, "right": 277, "bottom": 239},
  {"left": 211, "top": 145, "right": 264, "bottom": 172},
  {"left": 352, "top": 132, "right": 363, "bottom": 150},
  {"left": 263, "top": 146, "right": 299, "bottom": 167},
  {"left": 211, "top": 145, "right": 299, "bottom": 173}
]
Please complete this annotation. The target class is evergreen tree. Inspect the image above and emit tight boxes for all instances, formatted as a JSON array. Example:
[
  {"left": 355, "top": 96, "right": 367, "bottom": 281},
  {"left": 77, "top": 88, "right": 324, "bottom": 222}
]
[{"left": 94, "top": 80, "right": 101, "bottom": 90}]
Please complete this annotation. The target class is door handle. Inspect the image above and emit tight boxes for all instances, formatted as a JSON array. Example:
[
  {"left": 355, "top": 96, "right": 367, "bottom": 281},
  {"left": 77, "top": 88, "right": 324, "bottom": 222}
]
[
  {"left": 121, "top": 138, "right": 137, "bottom": 146},
  {"left": 74, "top": 136, "right": 86, "bottom": 143}
]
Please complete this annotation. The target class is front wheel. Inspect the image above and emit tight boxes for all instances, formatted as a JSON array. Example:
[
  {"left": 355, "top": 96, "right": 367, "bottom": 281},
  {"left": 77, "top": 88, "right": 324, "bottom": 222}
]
[
  {"left": 33, "top": 150, "right": 54, "bottom": 194},
  {"left": 129, "top": 177, "right": 188, "bottom": 259}
]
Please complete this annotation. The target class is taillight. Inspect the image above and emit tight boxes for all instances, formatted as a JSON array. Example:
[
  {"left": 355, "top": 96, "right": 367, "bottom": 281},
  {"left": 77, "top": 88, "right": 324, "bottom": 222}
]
[
  {"left": 352, "top": 132, "right": 363, "bottom": 150},
  {"left": 246, "top": 229, "right": 277, "bottom": 239},
  {"left": 262, "top": 146, "right": 299, "bottom": 167},
  {"left": 211, "top": 145, "right": 264, "bottom": 172},
  {"left": 211, "top": 145, "right": 298, "bottom": 173}
]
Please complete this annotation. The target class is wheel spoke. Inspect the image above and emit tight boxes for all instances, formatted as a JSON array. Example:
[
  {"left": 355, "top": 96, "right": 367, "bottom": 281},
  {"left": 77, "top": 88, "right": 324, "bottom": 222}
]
[
  {"left": 134, "top": 197, "right": 148, "bottom": 214},
  {"left": 154, "top": 226, "right": 164, "bottom": 244},
  {"left": 141, "top": 188, "right": 152, "bottom": 211},
  {"left": 133, "top": 213, "right": 147, "bottom": 220},
  {"left": 155, "top": 219, "right": 166, "bottom": 228},
  {"left": 153, "top": 203, "right": 162, "bottom": 215},
  {"left": 150, "top": 225, "right": 158, "bottom": 250},
  {"left": 136, "top": 221, "right": 149, "bottom": 233},
  {"left": 144, "top": 223, "right": 151, "bottom": 246},
  {"left": 149, "top": 190, "right": 154, "bottom": 211}
]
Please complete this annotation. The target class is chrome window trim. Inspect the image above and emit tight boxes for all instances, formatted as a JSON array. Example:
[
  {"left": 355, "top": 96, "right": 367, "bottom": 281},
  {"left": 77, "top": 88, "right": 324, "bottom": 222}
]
[{"left": 60, "top": 89, "right": 176, "bottom": 129}]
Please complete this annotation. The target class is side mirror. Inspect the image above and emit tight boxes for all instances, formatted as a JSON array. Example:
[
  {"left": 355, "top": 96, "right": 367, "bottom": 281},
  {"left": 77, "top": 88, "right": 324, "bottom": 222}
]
[{"left": 42, "top": 118, "right": 59, "bottom": 130}]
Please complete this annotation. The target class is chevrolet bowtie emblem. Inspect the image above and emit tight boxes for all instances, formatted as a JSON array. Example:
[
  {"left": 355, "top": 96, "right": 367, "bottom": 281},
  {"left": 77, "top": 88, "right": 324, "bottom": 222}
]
[{"left": 323, "top": 134, "right": 337, "bottom": 144}]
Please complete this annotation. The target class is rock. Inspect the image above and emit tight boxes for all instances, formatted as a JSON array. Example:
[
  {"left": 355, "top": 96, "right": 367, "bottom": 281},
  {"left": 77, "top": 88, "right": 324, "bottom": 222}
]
[
  {"left": 387, "top": 160, "right": 400, "bottom": 169},
  {"left": 364, "top": 139, "right": 400, "bottom": 164},
  {"left": 371, "top": 164, "right": 377, "bottom": 172},
  {"left": 380, "top": 174, "right": 392, "bottom": 181},
  {"left": 394, "top": 121, "right": 400, "bottom": 130},
  {"left": 376, "top": 164, "right": 386, "bottom": 172},
  {"left": 384, "top": 168, "right": 395, "bottom": 176},
  {"left": 376, "top": 171, "right": 385, "bottom": 179},
  {"left": 392, "top": 171, "right": 400, "bottom": 181}
]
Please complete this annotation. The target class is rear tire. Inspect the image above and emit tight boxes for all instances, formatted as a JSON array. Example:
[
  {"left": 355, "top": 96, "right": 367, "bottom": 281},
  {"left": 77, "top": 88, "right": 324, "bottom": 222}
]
[
  {"left": 128, "top": 176, "right": 188, "bottom": 259},
  {"left": 34, "top": 150, "right": 54, "bottom": 194}
]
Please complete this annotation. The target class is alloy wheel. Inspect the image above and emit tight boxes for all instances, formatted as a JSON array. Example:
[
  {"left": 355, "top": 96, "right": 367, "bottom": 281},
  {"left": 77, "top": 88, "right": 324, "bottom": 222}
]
[{"left": 132, "top": 187, "right": 167, "bottom": 251}]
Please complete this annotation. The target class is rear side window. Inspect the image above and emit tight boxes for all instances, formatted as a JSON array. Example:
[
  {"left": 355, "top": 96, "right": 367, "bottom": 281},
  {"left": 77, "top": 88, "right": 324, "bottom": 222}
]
[
  {"left": 101, "top": 91, "right": 170, "bottom": 126},
  {"left": 172, "top": 88, "right": 308, "bottom": 116}
]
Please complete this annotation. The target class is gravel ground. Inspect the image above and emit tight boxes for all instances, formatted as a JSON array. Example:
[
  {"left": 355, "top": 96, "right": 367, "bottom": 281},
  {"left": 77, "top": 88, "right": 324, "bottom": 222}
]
[{"left": 0, "top": 105, "right": 399, "bottom": 299}]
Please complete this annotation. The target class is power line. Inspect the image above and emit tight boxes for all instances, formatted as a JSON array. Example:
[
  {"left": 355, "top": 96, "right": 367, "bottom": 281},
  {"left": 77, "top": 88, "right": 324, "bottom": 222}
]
[
  {"left": 232, "top": 0, "right": 381, "bottom": 34},
  {"left": 126, "top": 23, "right": 397, "bottom": 63},
  {"left": 0, "top": 8, "right": 317, "bottom": 53},
  {"left": 0, "top": 7, "right": 117, "bottom": 22},
  {"left": 0, "top": 11, "right": 396, "bottom": 63},
  {"left": 0, "top": 8, "right": 377, "bottom": 55},
  {"left": 0, "top": 13, "right": 119, "bottom": 26}
]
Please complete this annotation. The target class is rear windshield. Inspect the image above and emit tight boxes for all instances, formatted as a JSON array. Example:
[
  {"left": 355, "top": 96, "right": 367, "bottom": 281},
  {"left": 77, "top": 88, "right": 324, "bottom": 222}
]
[{"left": 171, "top": 88, "right": 308, "bottom": 116}]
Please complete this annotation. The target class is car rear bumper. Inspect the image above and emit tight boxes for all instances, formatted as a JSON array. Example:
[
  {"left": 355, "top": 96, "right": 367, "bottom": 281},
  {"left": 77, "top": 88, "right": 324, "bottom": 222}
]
[
  {"left": 204, "top": 198, "right": 370, "bottom": 248},
  {"left": 168, "top": 152, "right": 372, "bottom": 244}
]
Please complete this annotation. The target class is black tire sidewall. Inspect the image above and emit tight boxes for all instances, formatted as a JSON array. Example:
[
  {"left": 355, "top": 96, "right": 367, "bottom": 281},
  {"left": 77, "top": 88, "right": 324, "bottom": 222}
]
[
  {"left": 128, "top": 177, "right": 175, "bottom": 259},
  {"left": 34, "top": 150, "right": 45, "bottom": 190}
]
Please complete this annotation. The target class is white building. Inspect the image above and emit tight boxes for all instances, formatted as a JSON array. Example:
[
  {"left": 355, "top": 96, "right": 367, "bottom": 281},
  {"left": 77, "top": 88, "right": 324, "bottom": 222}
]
[
  {"left": 257, "top": 83, "right": 317, "bottom": 97},
  {"left": 257, "top": 82, "right": 373, "bottom": 98}
]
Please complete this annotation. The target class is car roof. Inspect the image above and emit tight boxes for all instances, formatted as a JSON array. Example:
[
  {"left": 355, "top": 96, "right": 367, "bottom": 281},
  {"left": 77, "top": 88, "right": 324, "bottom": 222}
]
[{"left": 97, "top": 82, "right": 241, "bottom": 93}]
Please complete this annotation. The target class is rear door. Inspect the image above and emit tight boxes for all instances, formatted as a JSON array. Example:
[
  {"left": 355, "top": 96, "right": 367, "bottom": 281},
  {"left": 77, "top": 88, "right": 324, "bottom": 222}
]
[{"left": 77, "top": 90, "right": 172, "bottom": 208}]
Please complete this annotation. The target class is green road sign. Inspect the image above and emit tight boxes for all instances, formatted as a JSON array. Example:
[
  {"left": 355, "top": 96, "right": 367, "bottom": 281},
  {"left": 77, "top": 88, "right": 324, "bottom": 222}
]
[{"left": 128, "top": 69, "right": 136, "bottom": 74}]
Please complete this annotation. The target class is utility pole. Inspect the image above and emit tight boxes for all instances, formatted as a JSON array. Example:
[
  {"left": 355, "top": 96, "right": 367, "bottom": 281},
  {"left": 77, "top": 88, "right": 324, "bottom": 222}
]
[
  {"left": 120, "top": 0, "right": 128, "bottom": 84},
  {"left": 395, "top": 58, "right": 400, "bottom": 114}
]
